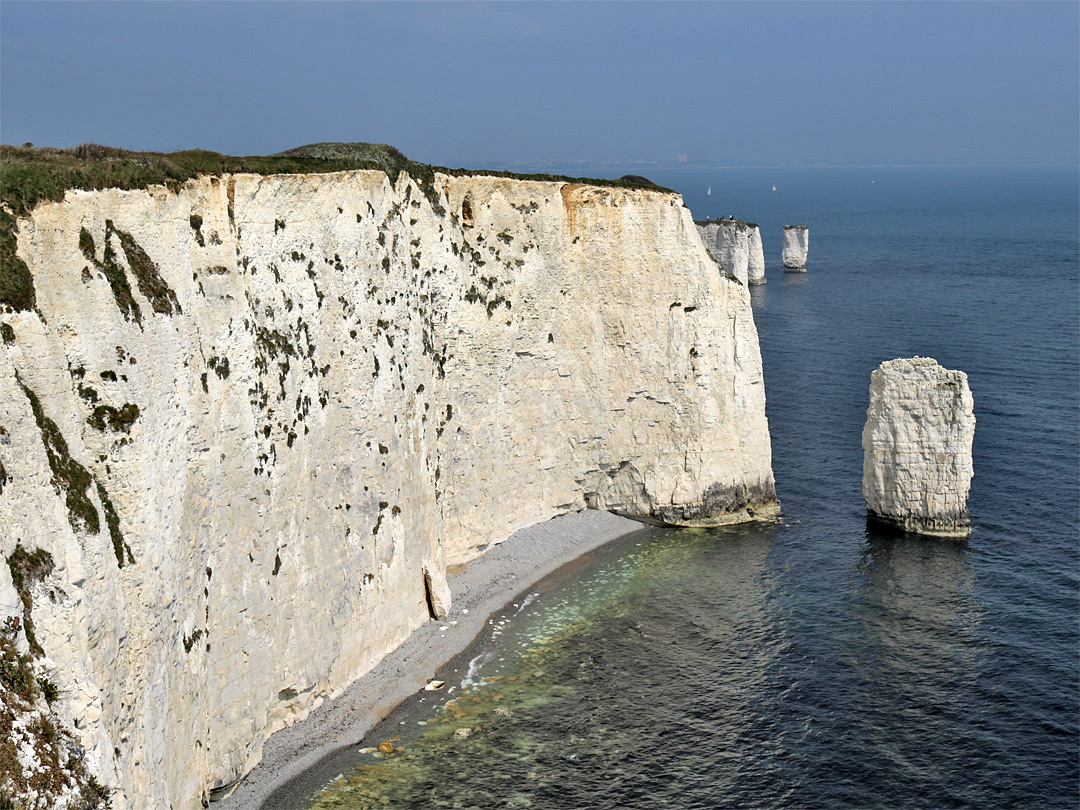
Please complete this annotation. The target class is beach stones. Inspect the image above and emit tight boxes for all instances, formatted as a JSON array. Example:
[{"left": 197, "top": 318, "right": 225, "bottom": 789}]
[
  {"left": 862, "top": 357, "right": 975, "bottom": 538},
  {"left": 782, "top": 225, "right": 809, "bottom": 270}
]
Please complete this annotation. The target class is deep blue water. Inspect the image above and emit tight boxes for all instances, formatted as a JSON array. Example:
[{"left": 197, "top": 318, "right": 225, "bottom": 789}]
[{"left": 297, "top": 167, "right": 1079, "bottom": 809}]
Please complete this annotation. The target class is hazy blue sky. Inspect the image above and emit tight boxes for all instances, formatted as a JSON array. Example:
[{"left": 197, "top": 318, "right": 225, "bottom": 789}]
[{"left": 2, "top": 1, "right": 1077, "bottom": 168}]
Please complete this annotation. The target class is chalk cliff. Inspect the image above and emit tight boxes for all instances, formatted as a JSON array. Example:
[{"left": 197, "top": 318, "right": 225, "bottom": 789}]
[
  {"left": 862, "top": 357, "right": 974, "bottom": 537},
  {"left": 0, "top": 167, "right": 777, "bottom": 807},
  {"left": 695, "top": 219, "right": 764, "bottom": 285},
  {"left": 782, "top": 225, "right": 808, "bottom": 270}
]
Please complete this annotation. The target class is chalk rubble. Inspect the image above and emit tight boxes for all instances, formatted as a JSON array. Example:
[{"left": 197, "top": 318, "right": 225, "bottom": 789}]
[
  {"left": 862, "top": 357, "right": 975, "bottom": 538},
  {"left": 782, "top": 225, "right": 808, "bottom": 270}
]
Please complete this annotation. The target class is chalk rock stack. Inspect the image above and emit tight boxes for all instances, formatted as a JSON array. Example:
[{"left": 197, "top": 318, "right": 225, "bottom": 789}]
[
  {"left": 696, "top": 219, "right": 765, "bottom": 285},
  {"left": 862, "top": 357, "right": 975, "bottom": 538},
  {"left": 782, "top": 225, "right": 808, "bottom": 271},
  {"left": 747, "top": 226, "right": 765, "bottom": 285}
]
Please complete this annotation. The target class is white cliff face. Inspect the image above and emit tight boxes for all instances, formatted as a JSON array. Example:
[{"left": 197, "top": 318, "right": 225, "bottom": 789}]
[
  {"left": 782, "top": 225, "right": 808, "bottom": 270},
  {"left": 0, "top": 171, "right": 777, "bottom": 808},
  {"left": 862, "top": 357, "right": 974, "bottom": 537},
  {"left": 747, "top": 226, "right": 765, "bottom": 285},
  {"left": 695, "top": 219, "right": 760, "bottom": 286}
]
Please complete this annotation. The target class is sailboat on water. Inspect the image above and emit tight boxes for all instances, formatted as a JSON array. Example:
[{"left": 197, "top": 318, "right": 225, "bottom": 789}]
[
  {"left": 707, "top": 185, "right": 711, "bottom": 196},
  {"left": 772, "top": 184, "right": 777, "bottom": 192}
]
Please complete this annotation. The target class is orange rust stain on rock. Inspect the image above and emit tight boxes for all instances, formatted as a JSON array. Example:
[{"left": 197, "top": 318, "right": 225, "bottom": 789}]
[
  {"left": 560, "top": 183, "right": 586, "bottom": 237},
  {"left": 226, "top": 178, "right": 236, "bottom": 226}
]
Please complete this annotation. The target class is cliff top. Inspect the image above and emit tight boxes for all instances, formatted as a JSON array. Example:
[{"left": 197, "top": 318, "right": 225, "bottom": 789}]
[
  {"left": 0, "top": 141, "right": 671, "bottom": 221},
  {"left": 0, "top": 142, "right": 673, "bottom": 312},
  {"left": 694, "top": 217, "right": 759, "bottom": 230},
  {"left": 783, "top": 224, "right": 809, "bottom": 230}
]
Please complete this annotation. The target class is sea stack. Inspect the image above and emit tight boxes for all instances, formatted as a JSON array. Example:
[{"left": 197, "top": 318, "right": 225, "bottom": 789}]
[
  {"left": 862, "top": 357, "right": 975, "bottom": 538},
  {"left": 696, "top": 218, "right": 763, "bottom": 285},
  {"left": 782, "top": 224, "right": 809, "bottom": 270},
  {"left": 747, "top": 225, "right": 766, "bottom": 285}
]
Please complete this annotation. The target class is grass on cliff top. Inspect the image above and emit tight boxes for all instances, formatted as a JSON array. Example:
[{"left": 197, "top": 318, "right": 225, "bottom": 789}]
[
  {"left": 0, "top": 141, "right": 671, "bottom": 221},
  {"left": 0, "top": 141, "right": 670, "bottom": 312},
  {"left": 694, "top": 217, "right": 759, "bottom": 229}
]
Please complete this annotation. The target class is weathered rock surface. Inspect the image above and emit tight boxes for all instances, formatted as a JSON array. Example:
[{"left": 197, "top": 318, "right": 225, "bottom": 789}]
[
  {"left": 422, "top": 560, "right": 451, "bottom": 620},
  {"left": 695, "top": 219, "right": 764, "bottom": 285},
  {"left": 782, "top": 225, "right": 808, "bottom": 270},
  {"left": 0, "top": 170, "right": 777, "bottom": 808},
  {"left": 862, "top": 357, "right": 975, "bottom": 537}
]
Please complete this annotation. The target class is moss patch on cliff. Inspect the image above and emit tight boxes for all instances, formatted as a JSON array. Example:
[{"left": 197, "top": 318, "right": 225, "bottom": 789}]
[
  {"left": 113, "top": 225, "right": 181, "bottom": 316},
  {"left": 87, "top": 403, "right": 139, "bottom": 433},
  {"left": 96, "top": 482, "right": 133, "bottom": 568},
  {"left": 17, "top": 378, "right": 100, "bottom": 537},
  {"left": 80, "top": 225, "right": 141, "bottom": 324},
  {"left": 0, "top": 210, "right": 36, "bottom": 313},
  {"left": 6, "top": 544, "right": 54, "bottom": 657}
]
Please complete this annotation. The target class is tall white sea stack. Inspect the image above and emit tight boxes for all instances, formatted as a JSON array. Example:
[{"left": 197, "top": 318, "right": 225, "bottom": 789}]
[
  {"left": 782, "top": 225, "right": 808, "bottom": 270},
  {"left": 862, "top": 357, "right": 975, "bottom": 538},
  {"left": 747, "top": 225, "right": 765, "bottom": 285}
]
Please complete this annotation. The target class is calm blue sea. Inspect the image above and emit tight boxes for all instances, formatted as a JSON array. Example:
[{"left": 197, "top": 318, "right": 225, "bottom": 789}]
[{"left": 295, "top": 167, "right": 1079, "bottom": 809}]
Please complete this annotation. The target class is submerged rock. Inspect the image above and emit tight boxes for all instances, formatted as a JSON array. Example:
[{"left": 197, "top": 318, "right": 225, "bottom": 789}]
[
  {"left": 862, "top": 357, "right": 975, "bottom": 538},
  {"left": 782, "top": 225, "right": 808, "bottom": 270}
]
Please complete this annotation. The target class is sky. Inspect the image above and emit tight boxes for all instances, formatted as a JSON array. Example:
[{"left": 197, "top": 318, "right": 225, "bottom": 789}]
[{"left": 1, "top": 1, "right": 1077, "bottom": 169}]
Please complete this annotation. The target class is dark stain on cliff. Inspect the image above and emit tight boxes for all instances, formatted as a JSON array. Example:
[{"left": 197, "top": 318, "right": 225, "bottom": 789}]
[
  {"left": 189, "top": 214, "right": 205, "bottom": 247},
  {"left": 87, "top": 403, "right": 140, "bottom": 433}
]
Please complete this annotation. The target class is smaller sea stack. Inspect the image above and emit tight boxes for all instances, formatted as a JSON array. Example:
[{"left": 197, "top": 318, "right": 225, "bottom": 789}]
[
  {"left": 782, "top": 225, "right": 809, "bottom": 270},
  {"left": 862, "top": 357, "right": 975, "bottom": 538}
]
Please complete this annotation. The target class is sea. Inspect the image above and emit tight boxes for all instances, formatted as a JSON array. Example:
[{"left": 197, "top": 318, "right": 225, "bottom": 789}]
[{"left": 290, "top": 166, "right": 1079, "bottom": 809}]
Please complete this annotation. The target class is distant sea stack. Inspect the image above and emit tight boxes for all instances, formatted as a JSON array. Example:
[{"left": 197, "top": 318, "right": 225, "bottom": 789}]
[
  {"left": 695, "top": 218, "right": 765, "bottom": 285},
  {"left": 782, "top": 225, "right": 809, "bottom": 270},
  {"left": 862, "top": 357, "right": 975, "bottom": 538}
]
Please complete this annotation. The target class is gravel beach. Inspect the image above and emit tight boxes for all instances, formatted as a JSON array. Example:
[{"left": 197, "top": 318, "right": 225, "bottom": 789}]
[{"left": 216, "top": 509, "right": 646, "bottom": 810}]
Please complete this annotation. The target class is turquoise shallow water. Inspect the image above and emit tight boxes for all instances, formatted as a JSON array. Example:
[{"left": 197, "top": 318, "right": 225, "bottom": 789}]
[{"left": 292, "top": 166, "right": 1079, "bottom": 809}]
